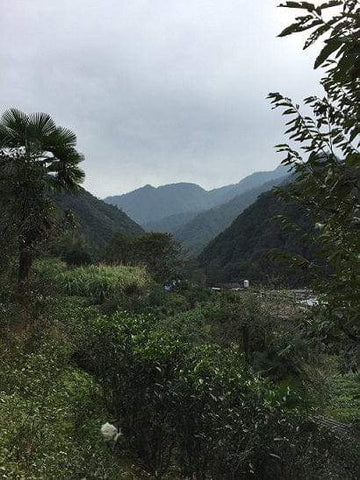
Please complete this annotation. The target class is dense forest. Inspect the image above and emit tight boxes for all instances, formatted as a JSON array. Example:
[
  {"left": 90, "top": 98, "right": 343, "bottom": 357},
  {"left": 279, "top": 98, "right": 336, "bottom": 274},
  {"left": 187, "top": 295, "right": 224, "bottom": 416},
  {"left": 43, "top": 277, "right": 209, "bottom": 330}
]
[
  {"left": 55, "top": 187, "right": 143, "bottom": 250},
  {"left": 199, "top": 189, "right": 316, "bottom": 286},
  {"left": 0, "top": 2, "right": 359, "bottom": 480},
  {"left": 175, "top": 175, "right": 289, "bottom": 254}
]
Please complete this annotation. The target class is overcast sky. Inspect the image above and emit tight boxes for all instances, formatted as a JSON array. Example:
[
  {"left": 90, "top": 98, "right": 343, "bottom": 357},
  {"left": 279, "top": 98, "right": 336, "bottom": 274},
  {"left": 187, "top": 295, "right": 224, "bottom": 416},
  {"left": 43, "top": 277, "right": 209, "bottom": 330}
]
[{"left": 0, "top": 0, "right": 321, "bottom": 197}]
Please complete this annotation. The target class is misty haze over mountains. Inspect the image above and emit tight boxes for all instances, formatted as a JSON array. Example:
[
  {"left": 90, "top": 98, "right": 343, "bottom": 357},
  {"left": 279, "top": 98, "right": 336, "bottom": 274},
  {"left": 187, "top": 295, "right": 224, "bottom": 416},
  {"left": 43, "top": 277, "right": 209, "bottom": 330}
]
[
  {"left": 104, "top": 165, "right": 289, "bottom": 252},
  {"left": 105, "top": 165, "right": 288, "bottom": 224}
]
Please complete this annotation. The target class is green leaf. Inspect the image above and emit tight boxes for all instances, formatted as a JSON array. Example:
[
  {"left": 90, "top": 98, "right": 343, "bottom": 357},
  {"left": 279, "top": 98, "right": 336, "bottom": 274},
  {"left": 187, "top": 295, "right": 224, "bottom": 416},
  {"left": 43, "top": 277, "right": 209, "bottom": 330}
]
[
  {"left": 279, "top": 19, "right": 321, "bottom": 37},
  {"left": 345, "top": 153, "right": 360, "bottom": 167},
  {"left": 318, "top": 1, "right": 342, "bottom": 9},
  {"left": 279, "top": 1, "right": 305, "bottom": 7},
  {"left": 279, "top": 1, "right": 315, "bottom": 9},
  {"left": 314, "top": 39, "right": 342, "bottom": 69}
]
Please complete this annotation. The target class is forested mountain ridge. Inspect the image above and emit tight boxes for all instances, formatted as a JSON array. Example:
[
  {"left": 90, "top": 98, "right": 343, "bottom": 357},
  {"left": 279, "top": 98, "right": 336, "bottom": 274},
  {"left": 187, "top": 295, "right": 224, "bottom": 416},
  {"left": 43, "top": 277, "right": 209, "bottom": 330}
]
[
  {"left": 105, "top": 183, "right": 207, "bottom": 225},
  {"left": 105, "top": 165, "right": 288, "bottom": 227},
  {"left": 204, "top": 164, "right": 288, "bottom": 206},
  {"left": 174, "top": 174, "right": 289, "bottom": 254},
  {"left": 199, "top": 189, "right": 316, "bottom": 287},
  {"left": 143, "top": 210, "right": 200, "bottom": 233},
  {"left": 55, "top": 188, "right": 143, "bottom": 250}
]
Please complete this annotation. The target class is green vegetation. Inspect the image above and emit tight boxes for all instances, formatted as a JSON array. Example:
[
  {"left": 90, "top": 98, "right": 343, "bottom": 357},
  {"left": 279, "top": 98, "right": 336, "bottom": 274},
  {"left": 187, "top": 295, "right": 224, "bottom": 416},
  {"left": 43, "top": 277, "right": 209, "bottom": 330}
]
[
  {"left": 55, "top": 187, "right": 143, "bottom": 252},
  {"left": 0, "top": 2, "right": 359, "bottom": 479},
  {"left": 199, "top": 189, "right": 317, "bottom": 286},
  {"left": 0, "top": 297, "right": 131, "bottom": 480},
  {"left": 80, "top": 311, "right": 321, "bottom": 480},
  {"left": 1, "top": 262, "right": 358, "bottom": 479},
  {"left": 103, "top": 232, "right": 182, "bottom": 282},
  {"left": 34, "top": 258, "right": 151, "bottom": 299},
  {"left": 326, "top": 371, "right": 360, "bottom": 423},
  {"left": 269, "top": 0, "right": 360, "bottom": 358},
  {"left": 0, "top": 109, "right": 84, "bottom": 291},
  {"left": 58, "top": 264, "right": 150, "bottom": 301}
]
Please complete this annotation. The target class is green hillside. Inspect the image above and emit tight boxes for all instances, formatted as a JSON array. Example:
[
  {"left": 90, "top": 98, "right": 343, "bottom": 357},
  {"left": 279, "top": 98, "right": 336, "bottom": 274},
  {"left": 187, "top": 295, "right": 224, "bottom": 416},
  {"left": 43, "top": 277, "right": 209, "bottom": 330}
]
[
  {"left": 175, "top": 175, "right": 288, "bottom": 254},
  {"left": 143, "top": 210, "right": 200, "bottom": 233},
  {"left": 55, "top": 188, "right": 143, "bottom": 250},
  {"left": 199, "top": 189, "right": 317, "bottom": 287}
]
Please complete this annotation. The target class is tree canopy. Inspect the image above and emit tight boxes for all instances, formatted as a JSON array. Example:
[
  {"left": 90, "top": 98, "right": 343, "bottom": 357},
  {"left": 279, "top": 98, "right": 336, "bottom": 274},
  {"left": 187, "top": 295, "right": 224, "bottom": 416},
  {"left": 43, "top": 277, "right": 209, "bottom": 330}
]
[
  {"left": 0, "top": 109, "right": 85, "bottom": 290},
  {"left": 269, "top": 0, "right": 360, "bottom": 352}
]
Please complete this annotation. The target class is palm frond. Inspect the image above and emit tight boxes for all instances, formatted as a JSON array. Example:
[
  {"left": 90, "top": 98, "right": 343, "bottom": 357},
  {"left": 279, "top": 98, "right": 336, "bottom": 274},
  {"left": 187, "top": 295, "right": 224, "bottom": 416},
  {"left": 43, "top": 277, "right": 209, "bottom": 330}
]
[
  {"left": 46, "top": 126, "right": 77, "bottom": 149},
  {"left": 1, "top": 109, "right": 30, "bottom": 138},
  {"left": 47, "top": 145, "right": 85, "bottom": 190},
  {"left": 50, "top": 145, "right": 83, "bottom": 164},
  {"left": 28, "top": 112, "right": 56, "bottom": 138},
  {"left": 0, "top": 107, "right": 85, "bottom": 192},
  {"left": 0, "top": 124, "right": 15, "bottom": 147}
]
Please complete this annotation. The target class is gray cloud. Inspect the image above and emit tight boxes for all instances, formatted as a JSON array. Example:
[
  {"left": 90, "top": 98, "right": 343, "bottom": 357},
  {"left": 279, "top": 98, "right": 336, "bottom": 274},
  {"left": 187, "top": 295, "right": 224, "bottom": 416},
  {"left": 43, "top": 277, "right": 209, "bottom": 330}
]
[{"left": 0, "top": 0, "right": 321, "bottom": 197}]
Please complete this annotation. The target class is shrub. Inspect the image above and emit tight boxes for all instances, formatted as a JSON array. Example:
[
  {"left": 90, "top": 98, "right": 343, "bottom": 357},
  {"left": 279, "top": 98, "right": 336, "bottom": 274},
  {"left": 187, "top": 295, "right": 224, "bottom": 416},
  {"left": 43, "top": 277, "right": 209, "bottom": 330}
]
[
  {"left": 78, "top": 311, "right": 331, "bottom": 480},
  {"left": 101, "top": 284, "right": 190, "bottom": 317},
  {"left": 165, "top": 291, "right": 318, "bottom": 386},
  {"left": 103, "top": 231, "right": 183, "bottom": 282},
  {"left": 62, "top": 247, "right": 93, "bottom": 266},
  {"left": 0, "top": 329, "right": 117, "bottom": 479}
]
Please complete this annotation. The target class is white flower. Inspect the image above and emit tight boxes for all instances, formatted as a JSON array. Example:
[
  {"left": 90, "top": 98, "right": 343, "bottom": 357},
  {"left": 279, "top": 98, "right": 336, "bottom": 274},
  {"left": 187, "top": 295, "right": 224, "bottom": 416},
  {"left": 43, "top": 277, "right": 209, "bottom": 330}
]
[
  {"left": 100, "top": 422, "right": 122, "bottom": 444},
  {"left": 315, "top": 223, "right": 325, "bottom": 231}
]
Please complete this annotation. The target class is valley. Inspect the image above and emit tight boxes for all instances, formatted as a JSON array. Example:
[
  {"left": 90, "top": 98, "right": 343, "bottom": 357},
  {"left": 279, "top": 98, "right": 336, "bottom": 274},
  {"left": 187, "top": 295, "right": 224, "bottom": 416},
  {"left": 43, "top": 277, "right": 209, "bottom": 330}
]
[{"left": 0, "top": 1, "right": 358, "bottom": 479}]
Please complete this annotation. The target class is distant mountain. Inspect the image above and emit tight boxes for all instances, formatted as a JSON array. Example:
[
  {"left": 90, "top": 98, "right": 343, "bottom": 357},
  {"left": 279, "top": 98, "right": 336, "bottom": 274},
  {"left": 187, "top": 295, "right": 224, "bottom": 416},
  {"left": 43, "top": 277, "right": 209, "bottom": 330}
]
[
  {"left": 199, "top": 189, "right": 316, "bottom": 287},
  {"left": 55, "top": 188, "right": 143, "bottom": 250},
  {"left": 105, "top": 183, "right": 207, "bottom": 225},
  {"left": 204, "top": 165, "right": 288, "bottom": 206},
  {"left": 143, "top": 210, "right": 200, "bottom": 233},
  {"left": 104, "top": 165, "right": 288, "bottom": 227},
  {"left": 174, "top": 175, "right": 289, "bottom": 254}
]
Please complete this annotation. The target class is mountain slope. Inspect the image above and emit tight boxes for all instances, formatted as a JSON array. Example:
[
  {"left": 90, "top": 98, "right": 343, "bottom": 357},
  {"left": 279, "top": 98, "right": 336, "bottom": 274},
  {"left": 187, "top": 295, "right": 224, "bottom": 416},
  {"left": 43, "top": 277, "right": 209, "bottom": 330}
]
[
  {"left": 199, "top": 189, "right": 316, "bottom": 287},
  {"left": 143, "top": 210, "right": 200, "bottom": 233},
  {"left": 205, "top": 165, "right": 288, "bottom": 206},
  {"left": 175, "top": 175, "right": 289, "bottom": 254},
  {"left": 105, "top": 183, "right": 208, "bottom": 225},
  {"left": 55, "top": 188, "right": 143, "bottom": 250},
  {"left": 104, "top": 165, "right": 289, "bottom": 227}
]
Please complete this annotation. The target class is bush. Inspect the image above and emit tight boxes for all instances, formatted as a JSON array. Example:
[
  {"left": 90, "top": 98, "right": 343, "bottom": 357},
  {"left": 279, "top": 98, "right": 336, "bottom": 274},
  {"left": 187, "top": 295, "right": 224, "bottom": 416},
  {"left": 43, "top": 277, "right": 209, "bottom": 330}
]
[
  {"left": 101, "top": 284, "right": 190, "bottom": 317},
  {"left": 0, "top": 318, "right": 125, "bottom": 480},
  {"left": 165, "top": 291, "right": 318, "bottom": 385},
  {"left": 77, "top": 310, "right": 334, "bottom": 480},
  {"left": 62, "top": 247, "right": 93, "bottom": 266}
]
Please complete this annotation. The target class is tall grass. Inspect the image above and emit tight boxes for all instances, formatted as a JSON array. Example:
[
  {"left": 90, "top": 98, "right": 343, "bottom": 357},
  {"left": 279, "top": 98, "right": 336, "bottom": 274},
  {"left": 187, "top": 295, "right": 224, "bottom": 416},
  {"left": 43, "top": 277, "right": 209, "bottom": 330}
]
[
  {"left": 35, "top": 259, "right": 152, "bottom": 301},
  {"left": 60, "top": 264, "right": 151, "bottom": 300}
]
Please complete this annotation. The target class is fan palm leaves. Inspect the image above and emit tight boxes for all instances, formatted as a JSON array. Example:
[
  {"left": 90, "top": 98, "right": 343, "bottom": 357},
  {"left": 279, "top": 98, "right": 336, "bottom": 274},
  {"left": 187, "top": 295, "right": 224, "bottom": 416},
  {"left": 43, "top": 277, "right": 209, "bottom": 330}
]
[
  {"left": 0, "top": 108, "right": 84, "bottom": 192},
  {"left": 0, "top": 108, "right": 85, "bottom": 291}
]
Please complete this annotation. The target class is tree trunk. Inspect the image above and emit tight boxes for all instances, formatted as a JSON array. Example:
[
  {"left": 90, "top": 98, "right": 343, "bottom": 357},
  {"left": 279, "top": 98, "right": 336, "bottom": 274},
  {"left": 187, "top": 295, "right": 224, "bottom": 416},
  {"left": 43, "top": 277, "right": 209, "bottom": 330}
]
[
  {"left": 242, "top": 325, "right": 249, "bottom": 364},
  {"left": 17, "top": 243, "right": 33, "bottom": 294}
]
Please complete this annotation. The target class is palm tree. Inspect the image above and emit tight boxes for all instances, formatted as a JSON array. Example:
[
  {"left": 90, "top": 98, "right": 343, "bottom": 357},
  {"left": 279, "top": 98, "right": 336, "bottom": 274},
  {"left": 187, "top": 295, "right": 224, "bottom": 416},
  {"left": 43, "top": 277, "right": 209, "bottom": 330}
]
[{"left": 0, "top": 108, "right": 85, "bottom": 291}]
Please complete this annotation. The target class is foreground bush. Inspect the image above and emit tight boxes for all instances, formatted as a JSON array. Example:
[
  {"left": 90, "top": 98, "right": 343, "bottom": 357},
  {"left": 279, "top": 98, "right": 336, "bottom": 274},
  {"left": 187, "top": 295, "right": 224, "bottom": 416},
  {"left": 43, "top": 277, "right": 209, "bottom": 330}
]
[
  {"left": 0, "top": 315, "right": 128, "bottom": 480},
  {"left": 76, "top": 311, "right": 353, "bottom": 480},
  {"left": 62, "top": 246, "right": 93, "bottom": 266}
]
